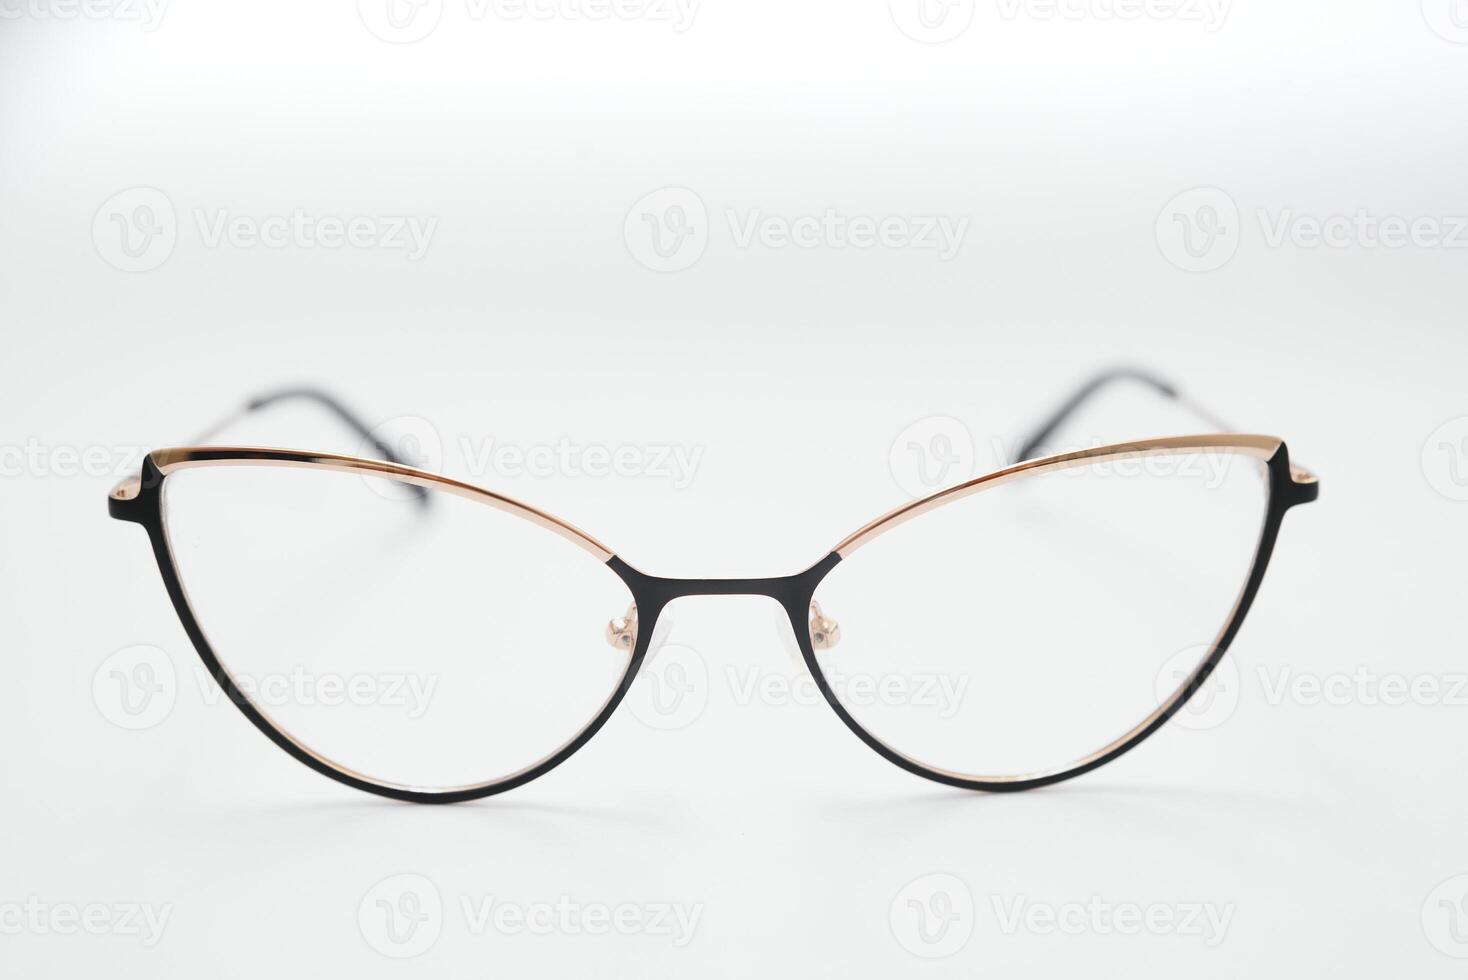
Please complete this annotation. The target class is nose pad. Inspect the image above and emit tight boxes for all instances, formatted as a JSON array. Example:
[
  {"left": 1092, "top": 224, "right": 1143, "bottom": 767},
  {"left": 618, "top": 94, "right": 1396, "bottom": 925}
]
[
  {"left": 808, "top": 601, "right": 841, "bottom": 651},
  {"left": 605, "top": 602, "right": 675, "bottom": 658},
  {"left": 606, "top": 604, "right": 638, "bottom": 652},
  {"left": 769, "top": 601, "right": 842, "bottom": 664},
  {"left": 770, "top": 603, "right": 806, "bottom": 668}
]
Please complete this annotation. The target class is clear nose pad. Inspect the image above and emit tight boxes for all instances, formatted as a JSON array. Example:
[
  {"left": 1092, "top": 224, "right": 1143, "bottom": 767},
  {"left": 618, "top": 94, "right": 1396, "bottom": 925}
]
[{"left": 770, "top": 604, "right": 806, "bottom": 668}]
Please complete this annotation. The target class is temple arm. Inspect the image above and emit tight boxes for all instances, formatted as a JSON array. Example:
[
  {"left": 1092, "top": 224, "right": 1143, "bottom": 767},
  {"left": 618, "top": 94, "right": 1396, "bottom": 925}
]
[
  {"left": 1011, "top": 367, "right": 1235, "bottom": 463},
  {"left": 1012, "top": 366, "right": 1317, "bottom": 486},
  {"left": 114, "top": 386, "right": 430, "bottom": 506}
]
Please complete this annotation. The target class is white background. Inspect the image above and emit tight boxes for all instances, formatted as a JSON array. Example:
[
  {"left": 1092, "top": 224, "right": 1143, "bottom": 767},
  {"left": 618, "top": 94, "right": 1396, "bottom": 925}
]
[{"left": 3, "top": 0, "right": 1467, "bottom": 975}]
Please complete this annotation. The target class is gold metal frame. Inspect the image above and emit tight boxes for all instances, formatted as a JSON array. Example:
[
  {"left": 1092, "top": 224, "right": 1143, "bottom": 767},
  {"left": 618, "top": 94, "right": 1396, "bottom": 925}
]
[
  {"left": 114, "top": 435, "right": 1317, "bottom": 573},
  {"left": 834, "top": 433, "right": 1315, "bottom": 557},
  {"left": 114, "top": 445, "right": 615, "bottom": 562}
]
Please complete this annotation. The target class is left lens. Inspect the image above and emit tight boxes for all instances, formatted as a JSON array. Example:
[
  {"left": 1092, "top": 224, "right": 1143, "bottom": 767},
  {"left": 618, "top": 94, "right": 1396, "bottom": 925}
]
[{"left": 163, "top": 462, "right": 634, "bottom": 793}]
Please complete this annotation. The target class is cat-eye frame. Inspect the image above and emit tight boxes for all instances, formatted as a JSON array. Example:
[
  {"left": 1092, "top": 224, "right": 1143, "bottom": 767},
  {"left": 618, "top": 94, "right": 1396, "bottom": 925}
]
[{"left": 109, "top": 369, "right": 1318, "bottom": 803}]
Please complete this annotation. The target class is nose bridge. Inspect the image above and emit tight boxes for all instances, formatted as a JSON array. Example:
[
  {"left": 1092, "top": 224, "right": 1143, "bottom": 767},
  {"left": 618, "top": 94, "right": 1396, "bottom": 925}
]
[
  {"left": 606, "top": 554, "right": 839, "bottom": 612},
  {"left": 604, "top": 554, "right": 843, "bottom": 659},
  {"left": 620, "top": 572, "right": 807, "bottom": 613},
  {"left": 663, "top": 576, "right": 796, "bottom": 599}
]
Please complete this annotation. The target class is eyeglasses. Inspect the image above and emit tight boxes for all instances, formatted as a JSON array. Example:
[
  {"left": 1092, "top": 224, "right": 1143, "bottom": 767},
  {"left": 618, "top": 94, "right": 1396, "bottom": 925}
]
[{"left": 108, "top": 368, "right": 1318, "bottom": 804}]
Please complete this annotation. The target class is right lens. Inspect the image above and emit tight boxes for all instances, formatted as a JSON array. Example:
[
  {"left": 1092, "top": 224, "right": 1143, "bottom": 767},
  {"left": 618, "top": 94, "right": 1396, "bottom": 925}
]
[
  {"left": 811, "top": 448, "right": 1269, "bottom": 782},
  {"left": 162, "top": 462, "right": 634, "bottom": 792}
]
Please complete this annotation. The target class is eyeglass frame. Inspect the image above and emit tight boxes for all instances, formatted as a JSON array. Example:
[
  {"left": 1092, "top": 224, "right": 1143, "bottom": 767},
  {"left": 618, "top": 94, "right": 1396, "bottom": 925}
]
[{"left": 107, "top": 370, "right": 1319, "bottom": 804}]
